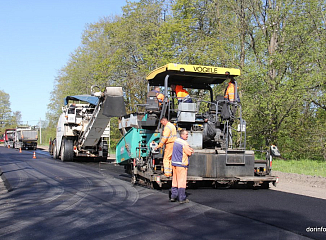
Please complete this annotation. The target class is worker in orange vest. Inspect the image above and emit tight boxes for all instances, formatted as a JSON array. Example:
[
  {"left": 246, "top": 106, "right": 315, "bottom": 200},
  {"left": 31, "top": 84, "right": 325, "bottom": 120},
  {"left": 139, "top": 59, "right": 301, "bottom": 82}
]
[
  {"left": 149, "top": 86, "right": 164, "bottom": 106},
  {"left": 155, "top": 117, "right": 177, "bottom": 177},
  {"left": 152, "top": 87, "right": 164, "bottom": 105},
  {"left": 224, "top": 77, "right": 240, "bottom": 103},
  {"left": 171, "top": 85, "right": 192, "bottom": 103},
  {"left": 170, "top": 129, "right": 194, "bottom": 203}
]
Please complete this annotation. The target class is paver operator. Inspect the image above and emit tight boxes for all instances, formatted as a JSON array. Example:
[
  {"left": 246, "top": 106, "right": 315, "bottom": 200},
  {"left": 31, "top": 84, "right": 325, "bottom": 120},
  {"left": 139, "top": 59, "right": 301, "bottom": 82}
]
[
  {"left": 171, "top": 85, "right": 192, "bottom": 103},
  {"left": 224, "top": 76, "right": 240, "bottom": 103}
]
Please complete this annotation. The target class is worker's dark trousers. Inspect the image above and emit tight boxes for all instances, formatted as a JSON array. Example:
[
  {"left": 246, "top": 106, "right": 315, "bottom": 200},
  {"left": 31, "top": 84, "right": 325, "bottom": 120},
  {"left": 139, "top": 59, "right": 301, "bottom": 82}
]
[
  {"left": 171, "top": 166, "right": 187, "bottom": 201},
  {"left": 171, "top": 187, "right": 186, "bottom": 201}
]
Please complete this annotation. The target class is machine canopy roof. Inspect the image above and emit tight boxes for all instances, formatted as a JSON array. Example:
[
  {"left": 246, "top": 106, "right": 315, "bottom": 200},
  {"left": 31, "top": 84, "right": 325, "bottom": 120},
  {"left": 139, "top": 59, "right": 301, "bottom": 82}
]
[
  {"left": 146, "top": 63, "right": 240, "bottom": 89},
  {"left": 64, "top": 95, "right": 99, "bottom": 106}
]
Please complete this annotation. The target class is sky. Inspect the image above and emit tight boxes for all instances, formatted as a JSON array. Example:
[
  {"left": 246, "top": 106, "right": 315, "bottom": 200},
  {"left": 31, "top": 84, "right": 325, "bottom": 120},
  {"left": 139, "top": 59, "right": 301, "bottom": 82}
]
[{"left": 0, "top": 0, "right": 131, "bottom": 126}]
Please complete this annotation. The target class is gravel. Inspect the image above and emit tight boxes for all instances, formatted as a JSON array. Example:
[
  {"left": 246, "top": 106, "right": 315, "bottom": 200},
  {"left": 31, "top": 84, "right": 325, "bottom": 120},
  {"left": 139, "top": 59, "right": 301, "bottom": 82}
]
[{"left": 270, "top": 171, "right": 326, "bottom": 200}]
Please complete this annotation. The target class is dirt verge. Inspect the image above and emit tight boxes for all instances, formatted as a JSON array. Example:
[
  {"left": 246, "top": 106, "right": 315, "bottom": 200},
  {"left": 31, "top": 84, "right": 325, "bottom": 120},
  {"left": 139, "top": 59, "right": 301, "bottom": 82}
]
[{"left": 270, "top": 171, "right": 326, "bottom": 200}]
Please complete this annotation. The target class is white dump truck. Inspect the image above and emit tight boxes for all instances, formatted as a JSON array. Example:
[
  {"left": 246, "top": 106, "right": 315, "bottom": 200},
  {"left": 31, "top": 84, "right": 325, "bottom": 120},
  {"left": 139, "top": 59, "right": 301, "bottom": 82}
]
[
  {"left": 49, "top": 86, "right": 126, "bottom": 161},
  {"left": 14, "top": 126, "right": 38, "bottom": 150}
]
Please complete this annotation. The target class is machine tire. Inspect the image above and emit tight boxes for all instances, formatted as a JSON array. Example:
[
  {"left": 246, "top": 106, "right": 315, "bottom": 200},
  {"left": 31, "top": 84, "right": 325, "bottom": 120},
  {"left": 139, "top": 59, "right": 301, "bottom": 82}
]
[
  {"left": 53, "top": 140, "right": 58, "bottom": 159},
  {"left": 61, "top": 138, "right": 74, "bottom": 162}
]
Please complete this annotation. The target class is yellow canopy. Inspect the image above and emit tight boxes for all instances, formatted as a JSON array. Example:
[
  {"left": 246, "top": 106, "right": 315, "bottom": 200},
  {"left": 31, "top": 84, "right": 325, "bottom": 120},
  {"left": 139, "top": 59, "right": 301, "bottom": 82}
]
[{"left": 146, "top": 63, "right": 240, "bottom": 88}]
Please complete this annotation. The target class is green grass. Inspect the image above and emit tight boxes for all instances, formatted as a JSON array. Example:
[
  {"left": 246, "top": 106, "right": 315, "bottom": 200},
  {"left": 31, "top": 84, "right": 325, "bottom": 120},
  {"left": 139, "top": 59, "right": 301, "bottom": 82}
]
[{"left": 273, "top": 159, "right": 326, "bottom": 177}]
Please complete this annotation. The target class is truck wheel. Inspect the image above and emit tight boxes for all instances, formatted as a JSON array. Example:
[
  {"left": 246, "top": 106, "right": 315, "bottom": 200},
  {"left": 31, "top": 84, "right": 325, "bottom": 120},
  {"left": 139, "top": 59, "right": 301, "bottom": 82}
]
[
  {"left": 53, "top": 140, "right": 58, "bottom": 159},
  {"left": 61, "top": 138, "right": 74, "bottom": 162}
]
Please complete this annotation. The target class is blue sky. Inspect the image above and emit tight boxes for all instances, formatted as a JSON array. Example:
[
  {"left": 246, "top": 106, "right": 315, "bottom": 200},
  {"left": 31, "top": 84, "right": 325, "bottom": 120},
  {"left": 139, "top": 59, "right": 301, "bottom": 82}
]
[{"left": 0, "top": 0, "right": 131, "bottom": 126}]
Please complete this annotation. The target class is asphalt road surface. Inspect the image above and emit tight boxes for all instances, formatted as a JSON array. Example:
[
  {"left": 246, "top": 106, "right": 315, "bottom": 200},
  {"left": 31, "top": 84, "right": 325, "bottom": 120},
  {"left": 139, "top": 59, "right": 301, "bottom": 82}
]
[{"left": 0, "top": 146, "right": 325, "bottom": 240}]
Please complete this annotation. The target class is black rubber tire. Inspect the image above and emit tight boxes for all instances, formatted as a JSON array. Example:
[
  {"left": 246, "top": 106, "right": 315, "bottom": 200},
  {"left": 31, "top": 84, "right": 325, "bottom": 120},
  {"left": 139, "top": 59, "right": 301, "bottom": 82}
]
[
  {"left": 61, "top": 138, "right": 74, "bottom": 162},
  {"left": 53, "top": 140, "right": 58, "bottom": 159}
]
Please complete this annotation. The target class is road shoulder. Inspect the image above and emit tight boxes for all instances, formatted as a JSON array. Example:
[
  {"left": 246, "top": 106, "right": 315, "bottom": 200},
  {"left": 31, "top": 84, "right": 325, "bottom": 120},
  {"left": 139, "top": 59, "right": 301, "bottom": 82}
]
[{"left": 271, "top": 171, "right": 326, "bottom": 200}]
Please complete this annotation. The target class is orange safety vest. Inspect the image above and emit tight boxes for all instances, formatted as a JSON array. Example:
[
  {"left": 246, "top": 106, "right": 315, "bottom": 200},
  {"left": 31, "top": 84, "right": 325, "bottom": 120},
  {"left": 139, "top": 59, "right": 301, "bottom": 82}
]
[
  {"left": 224, "top": 82, "right": 236, "bottom": 102},
  {"left": 175, "top": 85, "right": 189, "bottom": 100},
  {"left": 158, "top": 122, "right": 177, "bottom": 148}
]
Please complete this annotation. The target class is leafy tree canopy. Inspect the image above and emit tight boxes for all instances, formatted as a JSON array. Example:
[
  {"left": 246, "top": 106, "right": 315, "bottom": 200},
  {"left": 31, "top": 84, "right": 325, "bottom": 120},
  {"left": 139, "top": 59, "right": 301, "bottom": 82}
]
[{"left": 48, "top": 0, "right": 326, "bottom": 160}]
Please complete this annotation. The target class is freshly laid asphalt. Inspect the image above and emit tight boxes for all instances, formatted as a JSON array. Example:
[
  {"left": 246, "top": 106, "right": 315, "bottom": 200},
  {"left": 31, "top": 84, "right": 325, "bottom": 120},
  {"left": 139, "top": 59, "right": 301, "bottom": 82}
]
[{"left": 0, "top": 146, "right": 325, "bottom": 240}]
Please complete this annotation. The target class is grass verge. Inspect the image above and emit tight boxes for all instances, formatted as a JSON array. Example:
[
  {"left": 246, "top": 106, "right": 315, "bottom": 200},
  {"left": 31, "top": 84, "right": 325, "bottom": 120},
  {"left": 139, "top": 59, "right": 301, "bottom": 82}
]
[{"left": 273, "top": 159, "right": 326, "bottom": 178}]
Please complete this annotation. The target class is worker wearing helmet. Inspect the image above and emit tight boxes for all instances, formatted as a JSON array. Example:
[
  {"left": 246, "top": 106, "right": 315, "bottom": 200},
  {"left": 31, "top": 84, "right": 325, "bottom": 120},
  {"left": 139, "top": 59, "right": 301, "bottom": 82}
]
[
  {"left": 155, "top": 117, "right": 177, "bottom": 177},
  {"left": 171, "top": 85, "right": 192, "bottom": 103},
  {"left": 170, "top": 129, "right": 194, "bottom": 203}
]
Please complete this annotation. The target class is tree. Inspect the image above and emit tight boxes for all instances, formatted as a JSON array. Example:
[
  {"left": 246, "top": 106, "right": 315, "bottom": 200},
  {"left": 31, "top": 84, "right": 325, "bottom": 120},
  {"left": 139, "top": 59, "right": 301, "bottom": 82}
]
[
  {"left": 237, "top": 0, "right": 326, "bottom": 156},
  {"left": 0, "top": 90, "right": 12, "bottom": 130},
  {"left": 46, "top": 0, "right": 326, "bottom": 159},
  {"left": 11, "top": 111, "right": 22, "bottom": 126}
]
